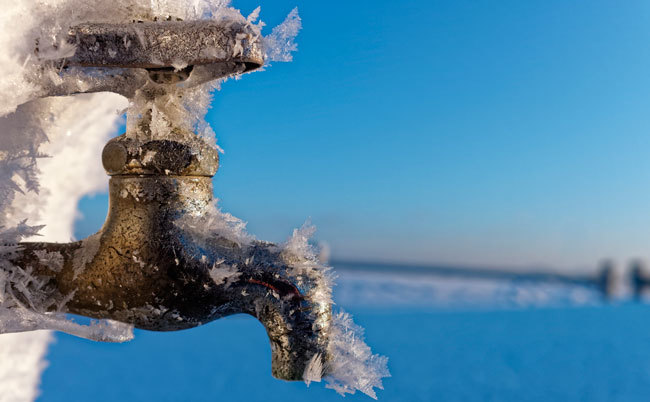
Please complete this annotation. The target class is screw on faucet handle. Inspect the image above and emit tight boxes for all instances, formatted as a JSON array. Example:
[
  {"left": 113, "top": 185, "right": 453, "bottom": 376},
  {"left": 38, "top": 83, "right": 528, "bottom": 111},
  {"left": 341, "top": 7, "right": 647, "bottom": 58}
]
[{"left": 102, "top": 134, "right": 219, "bottom": 177}]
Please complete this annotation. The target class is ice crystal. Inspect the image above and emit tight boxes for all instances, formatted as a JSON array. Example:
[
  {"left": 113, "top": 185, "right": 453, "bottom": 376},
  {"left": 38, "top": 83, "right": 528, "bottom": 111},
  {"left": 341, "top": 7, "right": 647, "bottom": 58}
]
[
  {"left": 281, "top": 221, "right": 336, "bottom": 308},
  {"left": 177, "top": 199, "right": 254, "bottom": 246},
  {"left": 303, "top": 352, "right": 324, "bottom": 386},
  {"left": 324, "top": 312, "right": 390, "bottom": 399},
  {"left": 209, "top": 262, "right": 241, "bottom": 288},
  {"left": 0, "top": 225, "right": 134, "bottom": 343},
  {"left": 264, "top": 8, "right": 302, "bottom": 62},
  {"left": 282, "top": 222, "right": 390, "bottom": 399},
  {"left": 31, "top": 251, "right": 64, "bottom": 273},
  {"left": 72, "top": 233, "right": 101, "bottom": 279}
]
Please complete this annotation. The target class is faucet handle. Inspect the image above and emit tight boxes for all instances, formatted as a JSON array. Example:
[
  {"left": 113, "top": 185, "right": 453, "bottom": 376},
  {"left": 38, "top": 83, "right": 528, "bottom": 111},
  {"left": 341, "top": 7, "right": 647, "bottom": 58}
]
[
  {"left": 37, "top": 20, "right": 264, "bottom": 99},
  {"left": 65, "top": 20, "right": 263, "bottom": 71}
]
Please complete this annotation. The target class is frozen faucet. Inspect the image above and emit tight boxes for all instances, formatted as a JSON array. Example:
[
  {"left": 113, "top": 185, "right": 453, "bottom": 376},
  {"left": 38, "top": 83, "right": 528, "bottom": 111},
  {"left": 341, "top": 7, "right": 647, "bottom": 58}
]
[{"left": 7, "top": 19, "right": 331, "bottom": 381}]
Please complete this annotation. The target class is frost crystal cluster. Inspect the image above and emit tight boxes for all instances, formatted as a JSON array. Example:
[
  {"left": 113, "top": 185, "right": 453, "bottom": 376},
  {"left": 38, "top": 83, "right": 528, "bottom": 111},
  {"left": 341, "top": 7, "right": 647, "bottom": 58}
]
[
  {"left": 0, "top": 0, "right": 389, "bottom": 400},
  {"left": 284, "top": 223, "right": 390, "bottom": 398}
]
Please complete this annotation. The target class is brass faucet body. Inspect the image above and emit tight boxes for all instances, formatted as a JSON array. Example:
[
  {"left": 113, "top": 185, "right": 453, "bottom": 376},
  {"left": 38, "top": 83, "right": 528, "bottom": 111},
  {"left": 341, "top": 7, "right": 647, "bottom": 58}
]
[{"left": 15, "top": 135, "right": 331, "bottom": 380}]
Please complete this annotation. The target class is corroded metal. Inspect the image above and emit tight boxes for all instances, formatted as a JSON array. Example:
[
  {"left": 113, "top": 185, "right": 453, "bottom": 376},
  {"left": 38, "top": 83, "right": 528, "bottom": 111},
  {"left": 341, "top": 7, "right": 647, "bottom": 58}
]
[
  {"left": 37, "top": 20, "right": 264, "bottom": 98},
  {"left": 14, "top": 136, "right": 331, "bottom": 380},
  {"left": 10, "top": 20, "right": 331, "bottom": 382},
  {"left": 64, "top": 21, "right": 264, "bottom": 70},
  {"left": 101, "top": 135, "right": 219, "bottom": 176}
]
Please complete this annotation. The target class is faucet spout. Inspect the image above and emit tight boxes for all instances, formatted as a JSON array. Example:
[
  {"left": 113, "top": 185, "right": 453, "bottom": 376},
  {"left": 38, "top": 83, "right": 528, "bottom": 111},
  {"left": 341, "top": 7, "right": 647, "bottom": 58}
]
[
  {"left": 197, "top": 240, "right": 332, "bottom": 381},
  {"left": 10, "top": 134, "right": 331, "bottom": 381}
]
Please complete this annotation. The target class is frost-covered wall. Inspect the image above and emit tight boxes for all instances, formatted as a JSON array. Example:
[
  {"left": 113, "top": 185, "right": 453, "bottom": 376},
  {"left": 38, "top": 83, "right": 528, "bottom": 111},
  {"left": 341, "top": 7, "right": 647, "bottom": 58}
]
[
  {"left": 0, "top": 332, "right": 52, "bottom": 402},
  {"left": 0, "top": 94, "right": 127, "bottom": 401},
  {"left": 0, "top": 0, "right": 131, "bottom": 396},
  {"left": 5, "top": 95, "right": 128, "bottom": 240},
  {"left": 0, "top": 71, "right": 128, "bottom": 402}
]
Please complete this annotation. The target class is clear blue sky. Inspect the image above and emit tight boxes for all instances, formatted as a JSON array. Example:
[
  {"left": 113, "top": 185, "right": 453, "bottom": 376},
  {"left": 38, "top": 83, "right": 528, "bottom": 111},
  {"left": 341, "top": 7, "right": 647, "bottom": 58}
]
[{"left": 77, "top": 0, "right": 650, "bottom": 270}]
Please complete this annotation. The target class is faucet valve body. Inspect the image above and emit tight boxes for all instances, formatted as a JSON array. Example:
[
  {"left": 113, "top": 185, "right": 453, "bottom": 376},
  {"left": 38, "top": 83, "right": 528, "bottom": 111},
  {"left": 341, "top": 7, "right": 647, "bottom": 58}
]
[{"left": 16, "top": 133, "right": 331, "bottom": 380}]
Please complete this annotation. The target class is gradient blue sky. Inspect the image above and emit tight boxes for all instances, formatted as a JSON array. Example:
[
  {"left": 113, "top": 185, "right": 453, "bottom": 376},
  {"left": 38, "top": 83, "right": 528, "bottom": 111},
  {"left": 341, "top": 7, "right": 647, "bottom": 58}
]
[{"left": 77, "top": 0, "right": 650, "bottom": 270}]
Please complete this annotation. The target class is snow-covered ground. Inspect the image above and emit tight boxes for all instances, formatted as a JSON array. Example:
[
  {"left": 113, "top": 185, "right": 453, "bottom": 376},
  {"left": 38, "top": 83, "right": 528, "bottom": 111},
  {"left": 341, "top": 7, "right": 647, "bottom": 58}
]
[{"left": 36, "top": 278, "right": 650, "bottom": 402}]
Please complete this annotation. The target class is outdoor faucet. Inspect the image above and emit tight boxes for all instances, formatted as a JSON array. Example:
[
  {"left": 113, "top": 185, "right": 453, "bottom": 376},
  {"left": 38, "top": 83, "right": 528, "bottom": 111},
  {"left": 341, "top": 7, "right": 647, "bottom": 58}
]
[{"left": 7, "top": 19, "right": 331, "bottom": 381}]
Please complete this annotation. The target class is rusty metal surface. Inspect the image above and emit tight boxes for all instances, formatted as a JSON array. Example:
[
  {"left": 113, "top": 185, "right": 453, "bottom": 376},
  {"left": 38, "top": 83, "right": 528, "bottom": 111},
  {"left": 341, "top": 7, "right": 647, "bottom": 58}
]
[
  {"left": 101, "top": 135, "right": 219, "bottom": 176},
  {"left": 37, "top": 20, "right": 264, "bottom": 98},
  {"left": 12, "top": 135, "right": 331, "bottom": 381},
  {"left": 65, "top": 21, "right": 264, "bottom": 69}
]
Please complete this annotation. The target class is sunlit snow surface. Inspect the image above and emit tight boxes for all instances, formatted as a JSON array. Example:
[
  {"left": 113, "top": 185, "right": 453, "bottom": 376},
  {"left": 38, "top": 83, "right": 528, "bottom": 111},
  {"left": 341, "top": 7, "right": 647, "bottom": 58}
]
[
  {"left": 36, "top": 265, "right": 650, "bottom": 402},
  {"left": 334, "top": 269, "right": 601, "bottom": 309}
]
